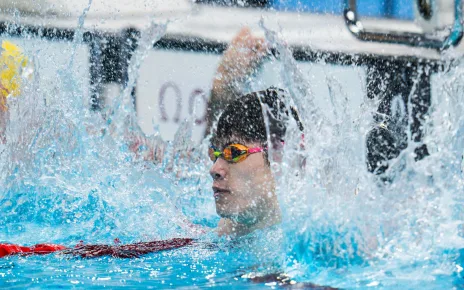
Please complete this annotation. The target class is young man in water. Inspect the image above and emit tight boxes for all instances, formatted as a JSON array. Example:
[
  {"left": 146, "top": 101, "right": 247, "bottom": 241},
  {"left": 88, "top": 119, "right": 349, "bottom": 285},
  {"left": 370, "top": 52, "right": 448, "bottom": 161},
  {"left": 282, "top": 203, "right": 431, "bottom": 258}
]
[
  {"left": 0, "top": 87, "right": 302, "bottom": 253},
  {"left": 0, "top": 28, "right": 302, "bottom": 250},
  {"left": 0, "top": 36, "right": 336, "bottom": 290},
  {"left": 210, "top": 88, "right": 303, "bottom": 237},
  {"left": 0, "top": 86, "right": 337, "bottom": 290}
]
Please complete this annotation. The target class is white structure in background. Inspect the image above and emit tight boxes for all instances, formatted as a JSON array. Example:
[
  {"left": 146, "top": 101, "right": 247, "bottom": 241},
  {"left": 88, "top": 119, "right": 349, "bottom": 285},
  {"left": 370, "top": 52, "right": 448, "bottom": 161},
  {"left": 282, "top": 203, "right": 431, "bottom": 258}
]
[
  {"left": 0, "top": 0, "right": 192, "bottom": 23},
  {"left": 0, "top": 0, "right": 459, "bottom": 142}
]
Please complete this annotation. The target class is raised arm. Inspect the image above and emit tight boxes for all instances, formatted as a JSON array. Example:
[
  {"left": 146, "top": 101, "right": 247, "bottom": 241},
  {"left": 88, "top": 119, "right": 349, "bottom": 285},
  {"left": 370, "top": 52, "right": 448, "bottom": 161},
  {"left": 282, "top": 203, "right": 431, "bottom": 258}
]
[{"left": 205, "top": 27, "right": 268, "bottom": 136}]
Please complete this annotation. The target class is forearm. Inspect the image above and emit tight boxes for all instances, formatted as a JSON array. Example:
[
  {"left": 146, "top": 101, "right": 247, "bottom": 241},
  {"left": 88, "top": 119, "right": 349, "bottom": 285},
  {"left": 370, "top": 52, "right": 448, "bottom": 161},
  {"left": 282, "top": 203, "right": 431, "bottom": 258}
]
[{"left": 205, "top": 27, "right": 267, "bottom": 136}]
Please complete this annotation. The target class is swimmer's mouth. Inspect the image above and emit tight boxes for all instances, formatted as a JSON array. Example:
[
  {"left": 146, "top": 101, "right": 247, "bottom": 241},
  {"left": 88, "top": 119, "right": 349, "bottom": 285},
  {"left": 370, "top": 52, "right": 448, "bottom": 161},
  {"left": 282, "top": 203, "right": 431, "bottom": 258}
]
[{"left": 212, "top": 187, "right": 230, "bottom": 199}]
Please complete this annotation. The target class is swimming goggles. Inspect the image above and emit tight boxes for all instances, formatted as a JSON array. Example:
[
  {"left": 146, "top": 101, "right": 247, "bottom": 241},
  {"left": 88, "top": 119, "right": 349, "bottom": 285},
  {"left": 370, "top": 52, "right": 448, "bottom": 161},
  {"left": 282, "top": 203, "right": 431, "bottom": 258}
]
[{"left": 208, "top": 143, "right": 266, "bottom": 163}]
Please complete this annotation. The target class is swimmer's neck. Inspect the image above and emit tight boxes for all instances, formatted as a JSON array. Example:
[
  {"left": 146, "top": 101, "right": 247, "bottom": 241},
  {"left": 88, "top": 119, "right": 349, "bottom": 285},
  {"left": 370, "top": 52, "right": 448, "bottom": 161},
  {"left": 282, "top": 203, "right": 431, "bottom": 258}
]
[{"left": 217, "top": 206, "right": 281, "bottom": 238}]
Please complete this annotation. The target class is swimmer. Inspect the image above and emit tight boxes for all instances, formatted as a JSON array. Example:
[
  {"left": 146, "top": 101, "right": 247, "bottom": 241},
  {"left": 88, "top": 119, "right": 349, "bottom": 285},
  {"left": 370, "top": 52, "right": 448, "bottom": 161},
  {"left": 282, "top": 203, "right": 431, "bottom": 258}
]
[
  {"left": 0, "top": 87, "right": 340, "bottom": 289},
  {"left": 0, "top": 86, "right": 303, "bottom": 252},
  {"left": 2, "top": 28, "right": 302, "bottom": 247},
  {"left": 0, "top": 50, "right": 335, "bottom": 287},
  {"left": 210, "top": 87, "right": 304, "bottom": 237}
]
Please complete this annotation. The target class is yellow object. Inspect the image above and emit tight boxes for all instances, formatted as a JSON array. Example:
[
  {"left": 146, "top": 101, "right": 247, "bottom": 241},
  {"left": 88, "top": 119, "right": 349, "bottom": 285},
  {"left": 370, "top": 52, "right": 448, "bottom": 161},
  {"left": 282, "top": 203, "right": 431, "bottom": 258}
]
[{"left": 0, "top": 40, "right": 28, "bottom": 111}]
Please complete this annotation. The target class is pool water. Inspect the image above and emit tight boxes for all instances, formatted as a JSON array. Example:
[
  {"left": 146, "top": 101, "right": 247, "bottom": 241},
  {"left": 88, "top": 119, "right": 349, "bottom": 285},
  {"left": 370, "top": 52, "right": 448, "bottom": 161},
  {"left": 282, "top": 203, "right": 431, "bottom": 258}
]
[{"left": 0, "top": 229, "right": 289, "bottom": 289}]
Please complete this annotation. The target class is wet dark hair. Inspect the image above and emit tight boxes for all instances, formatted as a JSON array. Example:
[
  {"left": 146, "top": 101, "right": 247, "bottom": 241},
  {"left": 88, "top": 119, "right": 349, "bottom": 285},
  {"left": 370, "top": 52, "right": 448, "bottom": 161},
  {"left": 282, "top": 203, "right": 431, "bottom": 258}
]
[{"left": 212, "top": 87, "right": 304, "bottom": 148}]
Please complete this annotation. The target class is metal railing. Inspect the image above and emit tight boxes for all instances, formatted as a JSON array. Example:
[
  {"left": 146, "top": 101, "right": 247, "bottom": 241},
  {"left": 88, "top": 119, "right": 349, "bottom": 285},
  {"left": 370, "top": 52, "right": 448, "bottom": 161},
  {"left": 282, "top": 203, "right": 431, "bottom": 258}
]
[{"left": 343, "top": 0, "right": 463, "bottom": 50}]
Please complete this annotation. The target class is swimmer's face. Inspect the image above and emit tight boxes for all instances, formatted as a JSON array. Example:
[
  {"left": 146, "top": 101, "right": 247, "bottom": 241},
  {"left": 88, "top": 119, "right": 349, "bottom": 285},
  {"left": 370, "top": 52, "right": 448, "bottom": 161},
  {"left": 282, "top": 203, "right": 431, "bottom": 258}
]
[{"left": 209, "top": 139, "right": 275, "bottom": 225}]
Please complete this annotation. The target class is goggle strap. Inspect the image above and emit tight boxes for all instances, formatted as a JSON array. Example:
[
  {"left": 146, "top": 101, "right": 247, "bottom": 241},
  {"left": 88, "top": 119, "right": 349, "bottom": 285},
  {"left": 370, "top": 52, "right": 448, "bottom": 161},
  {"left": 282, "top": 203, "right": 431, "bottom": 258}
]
[{"left": 247, "top": 147, "right": 264, "bottom": 154}]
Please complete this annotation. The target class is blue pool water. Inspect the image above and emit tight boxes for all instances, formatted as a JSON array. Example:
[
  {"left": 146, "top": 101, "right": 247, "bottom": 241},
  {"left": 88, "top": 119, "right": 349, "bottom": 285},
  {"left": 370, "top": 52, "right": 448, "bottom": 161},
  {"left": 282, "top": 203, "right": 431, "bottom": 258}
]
[
  {"left": 0, "top": 226, "right": 289, "bottom": 289},
  {"left": 0, "top": 8, "right": 464, "bottom": 290}
]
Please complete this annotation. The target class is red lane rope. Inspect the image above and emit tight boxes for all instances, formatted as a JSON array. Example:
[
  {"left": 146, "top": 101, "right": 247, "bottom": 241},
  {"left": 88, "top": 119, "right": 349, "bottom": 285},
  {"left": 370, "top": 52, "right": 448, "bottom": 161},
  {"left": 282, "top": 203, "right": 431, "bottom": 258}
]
[{"left": 0, "top": 238, "right": 194, "bottom": 259}]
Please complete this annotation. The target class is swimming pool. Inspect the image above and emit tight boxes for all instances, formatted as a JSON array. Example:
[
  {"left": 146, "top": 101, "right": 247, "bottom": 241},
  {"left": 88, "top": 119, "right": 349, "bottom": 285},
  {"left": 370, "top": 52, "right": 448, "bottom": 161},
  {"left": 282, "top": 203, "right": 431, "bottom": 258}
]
[{"left": 1, "top": 3, "right": 464, "bottom": 289}]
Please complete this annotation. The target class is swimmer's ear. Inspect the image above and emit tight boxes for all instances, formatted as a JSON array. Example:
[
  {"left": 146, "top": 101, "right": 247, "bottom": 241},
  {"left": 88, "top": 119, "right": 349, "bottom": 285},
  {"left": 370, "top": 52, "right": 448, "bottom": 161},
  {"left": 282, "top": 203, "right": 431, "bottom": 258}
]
[{"left": 0, "top": 40, "right": 28, "bottom": 111}]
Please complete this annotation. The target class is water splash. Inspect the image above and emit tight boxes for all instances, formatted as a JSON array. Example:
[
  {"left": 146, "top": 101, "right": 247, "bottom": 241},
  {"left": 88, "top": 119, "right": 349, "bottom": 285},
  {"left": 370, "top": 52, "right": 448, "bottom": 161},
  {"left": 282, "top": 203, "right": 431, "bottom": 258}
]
[
  {"left": 0, "top": 5, "right": 463, "bottom": 289},
  {"left": 256, "top": 18, "right": 464, "bottom": 287},
  {"left": 0, "top": 18, "right": 200, "bottom": 247}
]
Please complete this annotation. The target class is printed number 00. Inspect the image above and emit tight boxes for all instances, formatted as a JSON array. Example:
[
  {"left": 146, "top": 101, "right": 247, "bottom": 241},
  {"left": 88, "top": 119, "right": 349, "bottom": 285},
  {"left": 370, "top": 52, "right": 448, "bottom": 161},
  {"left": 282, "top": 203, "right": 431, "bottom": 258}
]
[{"left": 158, "top": 82, "right": 207, "bottom": 124}]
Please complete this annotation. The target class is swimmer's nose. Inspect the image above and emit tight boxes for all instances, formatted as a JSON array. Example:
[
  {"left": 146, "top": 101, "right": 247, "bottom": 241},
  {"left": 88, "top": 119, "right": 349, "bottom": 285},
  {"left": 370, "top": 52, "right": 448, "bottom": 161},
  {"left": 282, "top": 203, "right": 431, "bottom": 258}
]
[{"left": 209, "top": 158, "right": 227, "bottom": 180}]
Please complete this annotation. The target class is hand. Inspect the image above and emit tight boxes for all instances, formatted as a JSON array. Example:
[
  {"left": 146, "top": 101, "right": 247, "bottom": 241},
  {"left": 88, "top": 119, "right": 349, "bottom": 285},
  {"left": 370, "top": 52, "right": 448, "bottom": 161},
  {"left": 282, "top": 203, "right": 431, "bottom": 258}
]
[{"left": 213, "top": 27, "right": 268, "bottom": 96}]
